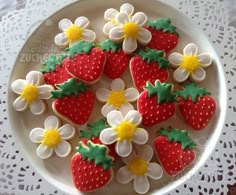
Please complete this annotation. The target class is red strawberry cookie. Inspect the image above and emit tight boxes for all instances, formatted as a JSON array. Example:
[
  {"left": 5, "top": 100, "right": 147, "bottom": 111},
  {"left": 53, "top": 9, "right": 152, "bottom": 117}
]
[
  {"left": 130, "top": 48, "right": 169, "bottom": 91},
  {"left": 175, "top": 82, "right": 216, "bottom": 130},
  {"left": 154, "top": 127, "right": 196, "bottom": 176},
  {"left": 51, "top": 78, "right": 95, "bottom": 125}
]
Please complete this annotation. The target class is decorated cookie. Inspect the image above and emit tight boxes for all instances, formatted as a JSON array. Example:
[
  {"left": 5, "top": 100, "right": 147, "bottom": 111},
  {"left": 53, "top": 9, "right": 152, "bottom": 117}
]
[
  {"left": 168, "top": 43, "right": 212, "bottom": 83},
  {"left": 99, "top": 39, "right": 130, "bottom": 79},
  {"left": 175, "top": 83, "right": 216, "bottom": 130},
  {"left": 96, "top": 78, "right": 139, "bottom": 117},
  {"left": 29, "top": 115, "right": 75, "bottom": 159},
  {"left": 41, "top": 54, "right": 72, "bottom": 87},
  {"left": 154, "top": 127, "right": 196, "bottom": 176},
  {"left": 103, "top": 3, "right": 134, "bottom": 36},
  {"left": 71, "top": 141, "right": 114, "bottom": 192},
  {"left": 54, "top": 16, "right": 96, "bottom": 47},
  {"left": 63, "top": 41, "right": 106, "bottom": 84},
  {"left": 137, "top": 80, "right": 177, "bottom": 126},
  {"left": 117, "top": 145, "right": 163, "bottom": 194},
  {"left": 11, "top": 71, "right": 53, "bottom": 115},
  {"left": 51, "top": 78, "right": 95, "bottom": 125},
  {"left": 146, "top": 18, "right": 179, "bottom": 53},
  {"left": 108, "top": 11, "right": 151, "bottom": 54},
  {"left": 130, "top": 48, "right": 169, "bottom": 91},
  {"left": 99, "top": 110, "right": 148, "bottom": 157}
]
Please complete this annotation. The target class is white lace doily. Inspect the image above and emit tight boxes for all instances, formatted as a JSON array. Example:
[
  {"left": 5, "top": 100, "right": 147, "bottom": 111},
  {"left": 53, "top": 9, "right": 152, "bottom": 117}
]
[{"left": 0, "top": 0, "right": 235, "bottom": 194}]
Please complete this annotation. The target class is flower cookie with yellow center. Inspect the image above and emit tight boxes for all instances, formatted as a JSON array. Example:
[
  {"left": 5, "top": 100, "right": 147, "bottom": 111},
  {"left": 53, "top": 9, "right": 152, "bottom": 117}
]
[
  {"left": 100, "top": 110, "right": 148, "bottom": 157},
  {"left": 96, "top": 78, "right": 139, "bottom": 117},
  {"left": 11, "top": 71, "right": 53, "bottom": 115},
  {"left": 54, "top": 17, "right": 96, "bottom": 47},
  {"left": 29, "top": 116, "right": 75, "bottom": 159},
  {"left": 116, "top": 145, "right": 163, "bottom": 194},
  {"left": 168, "top": 43, "right": 212, "bottom": 82}
]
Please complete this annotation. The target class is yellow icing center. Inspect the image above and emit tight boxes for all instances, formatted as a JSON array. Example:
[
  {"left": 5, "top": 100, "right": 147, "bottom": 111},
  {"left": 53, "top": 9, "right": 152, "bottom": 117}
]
[
  {"left": 123, "top": 22, "right": 140, "bottom": 39},
  {"left": 107, "top": 90, "right": 127, "bottom": 108},
  {"left": 180, "top": 55, "right": 200, "bottom": 73},
  {"left": 116, "top": 121, "right": 136, "bottom": 141},
  {"left": 21, "top": 84, "right": 39, "bottom": 104},
  {"left": 128, "top": 157, "right": 148, "bottom": 176},
  {"left": 42, "top": 129, "right": 61, "bottom": 148},
  {"left": 65, "top": 25, "right": 83, "bottom": 42}
]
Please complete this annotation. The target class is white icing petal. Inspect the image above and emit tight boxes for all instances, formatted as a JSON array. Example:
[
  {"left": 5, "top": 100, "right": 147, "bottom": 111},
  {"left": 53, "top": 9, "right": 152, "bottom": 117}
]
[
  {"left": 36, "top": 144, "right": 53, "bottom": 159},
  {"left": 29, "top": 128, "right": 44, "bottom": 143},
  {"left": 120, "top": 3, "right": 134, "bottom": 16},
  {"left": 11, "top": 79, "right": 26, "bottom": 94},
  {"left": 38, "top": 85, "right": 53, "bottom": 99},
  {"left": 100, "top": 128, "right": 117, "bottom": 144},
  {"left": 119, "top": 102, "right": 134, "bottom": 116},
  {"left": 138, "top": 145, "right": 153, "bottom": 162},
  {"left": 116, "top": 140, "right": 132, "bottom": 157},
  {"left": 58, "top": 124, "right": 75, "bottom": 140},
  {"left": 132, "top": 129, "right": 148, "bottom": 145},
  {"left": 124, "top": 110, "right": 142, "bottom": 126},
  {"left": 109, "top": 26, "right": 124, "bottom": 42},
  {"left": 146, "top": 163, "right": 163, "bottom": 180},
  {"left": 26, "top": 71, "right": 43, "bottom": 86},
  {"left": 54, "top": 140, "right": 71, "bottom": 158},
  {"left": 107, "top": 110, "right": 124, "bottom": 127},
  {"left": 13, "top": 96, "right": 28, "bottom": 111},
  {"left": 122, "top": 150, "right": 136, "bottom": 164},
  {"left": 96, "top": 88, "right": 110, "bottom": 102},
  {"left": 44, "top": 115, "right": 60, "bottom": 130},
  {"left": 54, "top": 32, "right": 68, "bottom": 47},
  {"left": 111, "top": 78, "right": 125, "bottom": 91},
  {"left": 29, "top": 99, "right": 46, "bottom": 115},
  {"left": 173, "top": 67, "right": 190, "bottom": 83},
  {"left": 183, "top": 43, "right": 198, "bottom": 56},
  {"left": 198, "top": 53, "right": 212, "bottom": 67},
  {"left": 137, "top": 28, "right": 152, "bottom": 45},
  {"left": 123, "top": 37, "right": 137, "bottom": 54},
  {"left": 103, "top": 22, "right": 117, "bottom": 36},
  {"left": 82, "top": 29, "right": 96, "bottom": 43},
  {"left": 58, "top": 18, "right": 73, "bottom": 31},
  {"left": 117, "top": 166, "right": 135, "bottom": 184},
  {"left": 116, "top": 12, "right": 130, "bottom": 25},
  {"left": 101, "top": 103, "right": 116, "bottom": 117},
  {"left": 132, "top": 12, "right": 147, "bottom": 26},
  {"left": 124, "top": 88, "right": 139, "bottom": 102},
  {"left": 133, "top": 176, "right": 150, "bottom": 194},
  {"left": 168, "top": 52, "right": 183, "bottom": 68},
  {"left": 104, "top": 8, "right": 119, "bottom": 21},
  {"left": 190, "top": 67, "right": 206, "bottom": 82},
  {"left": 74, "top": 16, "right": 89, "bottom": 28}
]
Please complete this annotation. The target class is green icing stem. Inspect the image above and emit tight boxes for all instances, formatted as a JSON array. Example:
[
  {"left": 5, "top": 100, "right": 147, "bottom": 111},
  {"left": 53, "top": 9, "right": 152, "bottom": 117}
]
[
  {"left": 66, "top": 41, "right": 94, "bottom": 58},
  {"left": 99, "top": 39, "right": 122, "bottom": 52}
]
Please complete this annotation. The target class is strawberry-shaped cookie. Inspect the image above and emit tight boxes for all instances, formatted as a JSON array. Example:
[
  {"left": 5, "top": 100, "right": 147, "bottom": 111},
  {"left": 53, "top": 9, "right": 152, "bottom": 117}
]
[
  {"left": 71, "top": 141, "right": 114, "bottom": 192},
  {"left": 146, "top": 18, "right": 179, "bottom": 53},
  {"left": 100, "top": 39, "right": 130, "bottom": 79},
  {"left": 130, "top": 48, "right": 169, "bottom": 91},
  {"left": 63, "top": 41, "right": 106, "bottom": 84},
  {"left": 51, "top": 78, "right": 95, "bottom": 125},
  {"left": 154, "top": 127, "right": 196, "bottom": 176},
  {"left": 41, "top": 54, "right": 71, "bottom": 87},
  {"left": 137, "top": 80, "right": 177, "bottom": 126},
  {"left": 175, "top": 83, "right": 216, "bottom": 130}
]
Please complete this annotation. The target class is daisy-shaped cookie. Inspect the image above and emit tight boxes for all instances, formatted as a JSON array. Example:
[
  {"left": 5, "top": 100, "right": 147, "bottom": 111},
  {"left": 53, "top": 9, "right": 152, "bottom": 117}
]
[
  {"left": 103, "top": 3, "right": 134, "bottom": 36},
  {"left": 100, "top": 110, "right": 148, "bottom": 157},
  {"left": 109, "top": 12, "right": 152, "bottom": 54},
  {"left": 54, "top": 16, "right": 96, "bottom": 47},
  {"left": 11, "top": 71, "right": 53, "bottom": 115},
  {"left": 96, "top": 78, "right": 139, "bottom": 117},
  {"left": 117, "top": 145, "right": 163, "bottom": 194},
  {"left": 168, "top": 43, "right": 212, "bottom": 83},
  {"left": 29, "top": 116, "right": 75, "bottom": 159}
]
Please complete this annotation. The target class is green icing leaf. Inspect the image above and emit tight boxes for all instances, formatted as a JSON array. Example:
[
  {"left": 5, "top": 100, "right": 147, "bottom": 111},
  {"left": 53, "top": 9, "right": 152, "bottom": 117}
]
[
  {"left": 99, "top": 39, "right": 122, "bottom": 52},
  {"left": 160, "top": 127, "right": 196, "bottom": 150},
  {"left": 76, "top": 141, "right": 113, "bottom": 170},
  {"left": 138, "top": 48, "right": 169, "bottom": 68},
  {"left": 66, "top": 41, "right": 94, "bottom": 58},
  {"left": 80, "top": 119, "right": 110, "bottom": 140},
  {"left": 175, "top": 83, "right": 211, "bottom": 103},
  {"left": 144, "top": 80, "right": 177, "bottom": 104},
  {"left": 50, "top": 78, "right": 87, "bottom": 99},
  {"left": 148, "top": 18, "right": 179, "bottom": 36}
]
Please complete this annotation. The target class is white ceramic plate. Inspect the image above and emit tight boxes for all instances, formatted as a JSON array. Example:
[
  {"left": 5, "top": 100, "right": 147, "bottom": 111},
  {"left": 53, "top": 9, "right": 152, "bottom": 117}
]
[{"left": 8, "top": 0, "right": 227, "bottom": 194}]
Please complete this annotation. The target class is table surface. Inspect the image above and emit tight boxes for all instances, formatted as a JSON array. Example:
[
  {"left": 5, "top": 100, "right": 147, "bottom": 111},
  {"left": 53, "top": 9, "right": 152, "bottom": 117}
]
[{"left": 0, "top": 0, "right": 236, "bottom": 194}]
